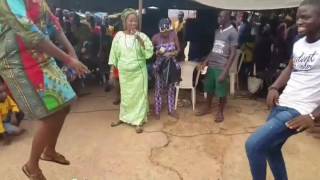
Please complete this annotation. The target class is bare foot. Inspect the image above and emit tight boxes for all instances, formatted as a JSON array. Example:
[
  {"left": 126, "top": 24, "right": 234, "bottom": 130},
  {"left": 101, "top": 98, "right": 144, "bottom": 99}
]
[{"left": 215, "top": 112, "right": 224, "bottom": 123}]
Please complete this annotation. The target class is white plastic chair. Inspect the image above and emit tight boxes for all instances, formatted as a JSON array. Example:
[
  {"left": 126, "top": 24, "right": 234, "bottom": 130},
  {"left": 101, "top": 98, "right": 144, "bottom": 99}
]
[
  {"left": 229, "top": 49, "right": 243, "bottom": 96},
  {"left": 175, "top": 61, "right": 201, "bottom": 111}
]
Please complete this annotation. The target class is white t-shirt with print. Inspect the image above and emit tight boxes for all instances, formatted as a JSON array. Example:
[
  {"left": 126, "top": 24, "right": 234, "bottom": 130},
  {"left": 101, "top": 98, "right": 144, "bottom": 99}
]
[{"left": 279, "top": 37, "right": 320, "bottom": 115}]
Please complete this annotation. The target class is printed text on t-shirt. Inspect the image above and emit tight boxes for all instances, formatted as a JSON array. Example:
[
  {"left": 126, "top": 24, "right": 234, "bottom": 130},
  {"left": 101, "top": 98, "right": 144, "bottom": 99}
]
[
  {"left": 293, "top": 51, "right": 318, "bottom": 71},
  {"left": 212, "top": 40, "right": 226, "bottom": 55}
]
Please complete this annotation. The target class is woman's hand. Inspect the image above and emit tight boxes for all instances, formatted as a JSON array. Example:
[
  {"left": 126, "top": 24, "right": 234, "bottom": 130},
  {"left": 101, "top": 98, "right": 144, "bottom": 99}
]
[
  {"left": 66, "top": 56, "right": 89, "bottom": 78},
  {"left": 68, "top": 48, "right": 78, "bottom": 59},
  {"left": 163, "top": 51, "right": 177, "bottom": 58}
]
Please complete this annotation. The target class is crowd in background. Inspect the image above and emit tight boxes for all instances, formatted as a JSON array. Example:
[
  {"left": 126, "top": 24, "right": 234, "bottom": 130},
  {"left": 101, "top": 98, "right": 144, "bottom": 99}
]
[
  {"left": 1, "top": 1, "right": 320, "bottom": 180},
  {"left": 233, "top": 11, "right": 299, "bottom": 96},
  {"left": 0, "top": 6, "right": 308, "bottom": 142},
  {"left": 49, "top": 8, "right": 301, "bottom": 97},
  {"left": 184, "top": 10, "right": 299, "bottom": 97},
  {"left": 0, "top": 5, "right": 318, "bottom": 141}
]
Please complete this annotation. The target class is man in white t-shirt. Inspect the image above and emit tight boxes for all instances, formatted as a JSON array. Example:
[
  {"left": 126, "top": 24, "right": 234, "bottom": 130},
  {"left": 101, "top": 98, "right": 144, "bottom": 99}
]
[{"left": 245, "top": 0, "right": 320, "bottom": 179}]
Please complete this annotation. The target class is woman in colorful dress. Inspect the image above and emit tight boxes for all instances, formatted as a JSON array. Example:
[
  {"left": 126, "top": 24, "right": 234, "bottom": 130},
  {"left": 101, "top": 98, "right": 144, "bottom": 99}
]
[
  {"left": 109, "top": 9, "right": 154, "bottom": 133},
  {"left": 0, "top": 0, "right": 88, "bottom": 179},
  {"left": 152, "top": 18, "right": 181, "bottom": 120}
]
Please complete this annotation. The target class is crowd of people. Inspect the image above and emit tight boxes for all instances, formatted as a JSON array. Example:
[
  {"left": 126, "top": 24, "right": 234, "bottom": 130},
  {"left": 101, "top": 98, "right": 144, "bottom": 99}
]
[
  {"left": 0, "top": 0, "right": 320, "bottom": 179},
  {"left": 234, "top": 10, "right": 299, "bottom": 96}
]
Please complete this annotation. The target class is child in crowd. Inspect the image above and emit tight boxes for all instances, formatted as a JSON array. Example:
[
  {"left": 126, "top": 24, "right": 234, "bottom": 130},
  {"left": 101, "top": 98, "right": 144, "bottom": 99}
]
[
  {"left": 246, "top": 0, "right": 320, "bottom": 179},
  {"left": 0, "top": 81, "right": 25, "bottom": 144}
]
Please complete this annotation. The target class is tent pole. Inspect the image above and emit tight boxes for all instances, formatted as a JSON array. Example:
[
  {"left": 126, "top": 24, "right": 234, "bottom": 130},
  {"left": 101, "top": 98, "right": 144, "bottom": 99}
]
[{"left": 138, "top": 0, "right": 143, "bottom": 30}]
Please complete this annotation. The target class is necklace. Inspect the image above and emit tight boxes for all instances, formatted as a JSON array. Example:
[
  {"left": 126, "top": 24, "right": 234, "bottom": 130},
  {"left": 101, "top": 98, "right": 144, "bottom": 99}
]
[{"left": 124, "top": 32, "right": 136, "bottom": 49}]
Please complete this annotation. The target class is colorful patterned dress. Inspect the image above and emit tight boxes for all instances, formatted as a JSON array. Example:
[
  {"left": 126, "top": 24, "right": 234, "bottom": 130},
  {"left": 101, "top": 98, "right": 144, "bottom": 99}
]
[
  {"left": 109, "top": 31, "right": 153, "bottom": 126},
  {"left": 0, "top": 0, "right": 76, "bottom": 119}
]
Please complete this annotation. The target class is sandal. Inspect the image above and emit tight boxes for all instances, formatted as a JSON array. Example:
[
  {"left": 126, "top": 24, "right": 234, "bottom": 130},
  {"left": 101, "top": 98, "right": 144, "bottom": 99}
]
[
  {"left": 40, "top": 152, "right": 70, "bottom": 165},
  {"left": 22, "top": 164, "right": 46, "bottom": 180},
  {"left": 111, "top": 121, "right": 123, "bottom": 127},
  {"left": 135, "top": 126, "right": 144, "bottom": 134}
]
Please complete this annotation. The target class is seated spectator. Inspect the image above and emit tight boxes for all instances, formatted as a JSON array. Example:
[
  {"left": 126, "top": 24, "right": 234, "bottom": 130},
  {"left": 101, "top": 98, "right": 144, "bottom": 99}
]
[{"left": 0, "top": 81, "right": 25, "bottom": 138}]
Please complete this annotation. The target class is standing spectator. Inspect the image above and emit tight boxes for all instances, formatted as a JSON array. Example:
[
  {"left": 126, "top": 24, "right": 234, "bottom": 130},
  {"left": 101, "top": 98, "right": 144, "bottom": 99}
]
[
  {"left": 55, "top": 8, "right": 64, "bottom": 28},
  {"left": 196, "top": 11, "right": 239, "bottom": 122},
  {"left": 174, "top": 11, "right": 187, "bottom": 62},
  {"left": 238, "top": 12, "right": 252, "bottom": 47},
  {"left": 253, "top": 16, "right": 273, "bottom": 72},
  {"left": 109, "top": 9, "right": 154, "bottom": 133},
  {"left": 284, "top": 15, "right": 298, "bottom": 57},
  {"left": 152, "top": 18, "right": 181, "bottom": 120},
  {"left": 71, "top": 13, "right": 92, "bottom": 57},
  {"left": 85, "top": 16, "right": 101, "bottom": 74},
  {"left": 98, "top": 18, "right": 113, "bottom": 91}
]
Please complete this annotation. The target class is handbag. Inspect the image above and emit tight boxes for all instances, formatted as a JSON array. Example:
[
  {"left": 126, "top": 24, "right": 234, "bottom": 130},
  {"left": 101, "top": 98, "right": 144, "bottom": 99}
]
[
  {"left": 241, "top": 42, "right": 255, "bottom": 63},
  {"left": 248, "top": 64, "right": 263, "bottom": 94},
  {"left": 159, "top": 57, "right": 181, "bottom": 86}
]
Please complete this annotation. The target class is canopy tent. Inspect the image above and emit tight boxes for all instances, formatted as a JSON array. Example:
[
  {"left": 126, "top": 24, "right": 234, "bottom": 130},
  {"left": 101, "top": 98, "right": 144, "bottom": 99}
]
[
  {"left": 192, "top": 0, "right": 303, "bottom": 10},
  {"left": 48, "top": 0, "right": 210, "bottom": 12},
  {"left": 49, "top": 0, "right": 302, "bottom": 12}
]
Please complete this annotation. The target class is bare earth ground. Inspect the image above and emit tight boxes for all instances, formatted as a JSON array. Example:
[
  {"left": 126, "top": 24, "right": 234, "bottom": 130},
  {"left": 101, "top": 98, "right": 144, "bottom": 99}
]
[{"left": 1, "top": 87, "right": 320, "bottom": 180}]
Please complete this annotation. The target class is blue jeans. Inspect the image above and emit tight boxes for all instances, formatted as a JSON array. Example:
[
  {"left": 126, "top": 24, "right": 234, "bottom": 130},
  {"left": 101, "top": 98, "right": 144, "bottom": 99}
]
[{"left": 245, "top": 106, "right": 301, "bottom": 180}]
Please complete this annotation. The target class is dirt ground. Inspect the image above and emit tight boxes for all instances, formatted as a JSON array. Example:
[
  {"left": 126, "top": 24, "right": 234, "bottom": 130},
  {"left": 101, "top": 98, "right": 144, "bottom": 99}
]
[{"left": 1, "top": 87, "right": 320, "bottom": 180}]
